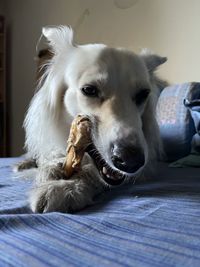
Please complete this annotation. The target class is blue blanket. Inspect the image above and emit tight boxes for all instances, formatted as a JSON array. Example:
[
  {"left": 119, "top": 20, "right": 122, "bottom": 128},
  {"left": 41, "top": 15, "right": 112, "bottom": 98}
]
[{"left": 0, "top": 158, "right": 200, "bottom": 267}]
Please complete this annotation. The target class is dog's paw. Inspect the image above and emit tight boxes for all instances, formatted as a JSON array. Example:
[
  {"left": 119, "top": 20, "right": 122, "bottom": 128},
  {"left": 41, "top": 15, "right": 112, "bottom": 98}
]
[
  {"left": 13, "top": 159, "right": 37, "bottom": 172},
  {"left": 30, "top": 179, "right": 93, "bottom": 213},
  {"left": 47, "top": 162, "right": 67, "bottom": 180}
]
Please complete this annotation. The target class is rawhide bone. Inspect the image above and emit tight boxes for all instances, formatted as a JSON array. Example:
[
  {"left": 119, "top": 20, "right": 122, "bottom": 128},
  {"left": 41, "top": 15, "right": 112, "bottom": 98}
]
[{"left": 63, "top": 115, "right": 92, "bottom": 178}]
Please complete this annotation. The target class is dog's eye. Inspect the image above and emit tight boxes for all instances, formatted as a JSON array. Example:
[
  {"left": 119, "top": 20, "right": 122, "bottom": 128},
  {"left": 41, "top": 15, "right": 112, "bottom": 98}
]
[
  {"left": 81, "top": 85, "right": 99, "bottom": 97},
  {"left": 135, "top": 89, "right": 150, "bottom": 105}
]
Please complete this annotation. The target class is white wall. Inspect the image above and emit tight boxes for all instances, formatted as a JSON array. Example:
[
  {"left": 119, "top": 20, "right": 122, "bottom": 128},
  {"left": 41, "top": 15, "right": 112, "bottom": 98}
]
[{"left": 4, "top": 0, "right": 200, "bottom": 155}]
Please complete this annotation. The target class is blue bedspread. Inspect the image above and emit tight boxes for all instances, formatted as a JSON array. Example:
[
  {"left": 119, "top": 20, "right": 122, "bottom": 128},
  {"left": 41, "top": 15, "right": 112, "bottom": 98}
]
[{"left": 0, "top": 158, "right": 200, "bottom": 267}]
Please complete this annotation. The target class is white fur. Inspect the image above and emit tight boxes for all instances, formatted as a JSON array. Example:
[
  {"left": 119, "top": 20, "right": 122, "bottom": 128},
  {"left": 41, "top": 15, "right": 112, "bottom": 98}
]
[{"left": 23, "top": 26, "right": 167, "bottom": 213}]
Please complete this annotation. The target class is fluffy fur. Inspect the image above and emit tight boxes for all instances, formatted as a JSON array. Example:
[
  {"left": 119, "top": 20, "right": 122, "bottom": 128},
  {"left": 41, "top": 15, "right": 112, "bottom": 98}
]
[{"left": 20, "top": 26, "right": 167, "bottom": 213}]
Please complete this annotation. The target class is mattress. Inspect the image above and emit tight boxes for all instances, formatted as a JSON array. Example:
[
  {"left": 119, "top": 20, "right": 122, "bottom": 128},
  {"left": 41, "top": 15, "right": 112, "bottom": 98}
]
[{"left": 0, "top": 158, "right": 200, "bottom": 267}]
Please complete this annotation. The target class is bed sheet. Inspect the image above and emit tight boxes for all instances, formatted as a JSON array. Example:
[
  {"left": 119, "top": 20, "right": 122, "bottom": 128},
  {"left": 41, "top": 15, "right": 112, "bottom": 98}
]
[{"left": 0, "top": 158, "right": 200, "bottom": 267}]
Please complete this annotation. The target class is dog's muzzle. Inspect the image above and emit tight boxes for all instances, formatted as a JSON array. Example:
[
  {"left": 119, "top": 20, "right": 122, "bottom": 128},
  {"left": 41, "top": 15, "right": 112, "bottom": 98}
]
[
  {"left": 86, "top": 144, "right": 125, "bottom": 186},
  {"left": 86, "top": 141, "right": 144, "bottom": 186}
]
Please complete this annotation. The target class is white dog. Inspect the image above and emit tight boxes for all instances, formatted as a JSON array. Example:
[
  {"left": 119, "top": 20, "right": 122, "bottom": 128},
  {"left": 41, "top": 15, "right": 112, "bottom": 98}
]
[{"left": 17, "top": 26, "right": 167, "bottom": 213}]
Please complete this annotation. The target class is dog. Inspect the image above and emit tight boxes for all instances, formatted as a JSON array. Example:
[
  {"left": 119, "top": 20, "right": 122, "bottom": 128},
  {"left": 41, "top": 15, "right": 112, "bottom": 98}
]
[{"left": 16, "top": 26, "right": 167, "bottom": 213}]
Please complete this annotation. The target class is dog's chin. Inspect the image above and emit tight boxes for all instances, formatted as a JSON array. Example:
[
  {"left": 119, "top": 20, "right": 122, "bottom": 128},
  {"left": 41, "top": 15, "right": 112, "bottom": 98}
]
[{"left": 86, "top": 144, "right": 133, "bottom": 186}]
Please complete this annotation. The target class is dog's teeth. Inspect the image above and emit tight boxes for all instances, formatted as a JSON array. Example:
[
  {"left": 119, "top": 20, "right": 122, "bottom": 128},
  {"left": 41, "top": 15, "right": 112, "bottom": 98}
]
[{"left": 102, "top": 167, "right": 107, "bottom": 174}]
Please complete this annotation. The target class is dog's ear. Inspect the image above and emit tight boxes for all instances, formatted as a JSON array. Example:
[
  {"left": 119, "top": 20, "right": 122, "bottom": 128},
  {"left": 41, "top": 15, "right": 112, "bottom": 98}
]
[
  {"left": 140, "top": 49, "right": 167, "bottom": 72},
  {"left": 42, "top": 25, "right": 74, "bottom": 53}
]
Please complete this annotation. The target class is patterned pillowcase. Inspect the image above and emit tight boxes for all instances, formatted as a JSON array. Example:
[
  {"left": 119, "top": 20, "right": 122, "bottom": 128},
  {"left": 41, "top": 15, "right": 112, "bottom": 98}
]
[
  {"left": 184, "top": 96, "right": 200, "bottom": 154},
  {"left": 156, "top": 83, "right": 200, "bottom": 161}
]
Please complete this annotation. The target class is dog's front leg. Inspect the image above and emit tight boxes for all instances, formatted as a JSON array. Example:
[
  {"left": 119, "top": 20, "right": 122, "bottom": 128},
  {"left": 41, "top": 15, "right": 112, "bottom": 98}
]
[{"left": 30, "top": 163, "right": 104, "bottom": 213}]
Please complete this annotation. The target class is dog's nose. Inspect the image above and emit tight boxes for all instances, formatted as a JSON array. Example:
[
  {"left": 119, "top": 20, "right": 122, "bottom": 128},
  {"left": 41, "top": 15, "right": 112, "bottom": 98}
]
[{"left": 111, "top": 142, "right": 145, "bottom": 173}]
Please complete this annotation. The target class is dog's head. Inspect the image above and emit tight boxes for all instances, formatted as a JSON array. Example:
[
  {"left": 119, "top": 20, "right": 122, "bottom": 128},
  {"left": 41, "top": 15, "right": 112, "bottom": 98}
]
[{"left": 42, "top": 26, "right": 167, "bottom": 185}]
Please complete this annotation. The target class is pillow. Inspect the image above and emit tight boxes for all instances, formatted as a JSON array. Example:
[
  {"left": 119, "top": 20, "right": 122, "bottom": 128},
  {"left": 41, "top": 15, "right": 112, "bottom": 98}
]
[
  {"left": 184, "top": 96, "right": 200, "bottom": 154},
  {"left": 156, "top": 83, "right": 200, "bottom": 161}
]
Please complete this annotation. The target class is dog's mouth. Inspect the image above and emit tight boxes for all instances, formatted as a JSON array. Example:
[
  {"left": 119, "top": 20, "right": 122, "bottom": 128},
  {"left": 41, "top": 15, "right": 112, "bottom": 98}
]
[{"left": 86, "top": 144, "right": 125, "bottom": 186}]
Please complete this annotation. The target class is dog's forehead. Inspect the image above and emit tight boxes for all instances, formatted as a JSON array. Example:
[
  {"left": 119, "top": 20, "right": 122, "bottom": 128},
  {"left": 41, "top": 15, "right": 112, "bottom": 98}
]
[
  {"left": 97, "top": 47, "right": 149, "bottom": 84},
  {"left": 67, "top": 45, "right": 150, "bottom": 90},
  {"left": 66, "top": 44, "right": 106, "bottom": 84}
]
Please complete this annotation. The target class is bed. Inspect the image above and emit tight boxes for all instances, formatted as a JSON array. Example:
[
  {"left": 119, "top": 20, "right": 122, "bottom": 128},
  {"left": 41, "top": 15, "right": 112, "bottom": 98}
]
[{"left": 0, "top": 157, "right": 200, "bottom": 267}]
